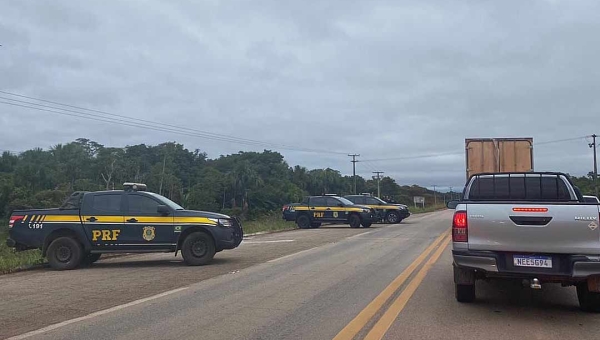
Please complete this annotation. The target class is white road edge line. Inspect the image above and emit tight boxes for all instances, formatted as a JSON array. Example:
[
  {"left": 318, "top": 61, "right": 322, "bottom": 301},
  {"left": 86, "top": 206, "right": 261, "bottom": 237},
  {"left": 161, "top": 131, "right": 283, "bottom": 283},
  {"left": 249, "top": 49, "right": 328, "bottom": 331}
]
[
  {"left": 267, "top": 247, "right": 321, "bottom": 263},
  {"left": 242, "top": 240, "right": 295, "bottom": 244},
  {"left": 7, "top": 287, "right": 189, "bottom": 340},
  {"left": 346, "top": 230, "right": 377, "bottom": 239}
]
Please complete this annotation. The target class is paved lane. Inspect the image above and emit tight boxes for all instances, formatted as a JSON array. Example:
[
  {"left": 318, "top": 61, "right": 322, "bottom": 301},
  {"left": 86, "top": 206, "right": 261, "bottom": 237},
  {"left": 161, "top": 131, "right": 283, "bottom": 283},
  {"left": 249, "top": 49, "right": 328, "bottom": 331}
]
[
  {"left": 382, "top": 245, "right": 600, "bottom": 340},
  {"left": 5, "top": 211, "right": 450, "bottom": 340}
]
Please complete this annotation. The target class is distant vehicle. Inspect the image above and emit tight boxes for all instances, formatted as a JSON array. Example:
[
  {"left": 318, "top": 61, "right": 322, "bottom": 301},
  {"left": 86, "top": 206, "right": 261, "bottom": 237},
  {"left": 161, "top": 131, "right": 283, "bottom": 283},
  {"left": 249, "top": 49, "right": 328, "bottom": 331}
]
[
  {"left": 344, "top": 194, "right": 410, "bottom": 224},
  {"left": 583, "top": 195, "right": 600, "bottom": 203},
  {"left": 465, "top": 138, "right": 534, "bottom": 181},
  {"left": 283, "top": 195, "right": 374, "bottom": 229},
  {"left": 447, "top": 172, "right": 600, "bottom": 312},
  {"left": 7, "top": 183, "right": 243, "bottom": 270}
]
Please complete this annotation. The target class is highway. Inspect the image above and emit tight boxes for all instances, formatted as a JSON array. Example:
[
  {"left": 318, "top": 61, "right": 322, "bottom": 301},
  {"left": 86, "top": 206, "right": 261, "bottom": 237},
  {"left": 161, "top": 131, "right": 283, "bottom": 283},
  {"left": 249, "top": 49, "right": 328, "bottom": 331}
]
[{"left": 2, "top": 210, "right": 599, "bottom": 340}]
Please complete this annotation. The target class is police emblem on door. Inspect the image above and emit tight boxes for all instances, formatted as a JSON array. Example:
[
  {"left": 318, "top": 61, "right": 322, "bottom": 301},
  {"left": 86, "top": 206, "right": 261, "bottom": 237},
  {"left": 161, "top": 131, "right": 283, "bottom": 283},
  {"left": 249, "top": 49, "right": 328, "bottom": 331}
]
[
  {"left": 143, "top": 226, "right": 156, "bottom": 241},
  {"left": 333, "top": 212, "right": 339, "bottom": 218}
]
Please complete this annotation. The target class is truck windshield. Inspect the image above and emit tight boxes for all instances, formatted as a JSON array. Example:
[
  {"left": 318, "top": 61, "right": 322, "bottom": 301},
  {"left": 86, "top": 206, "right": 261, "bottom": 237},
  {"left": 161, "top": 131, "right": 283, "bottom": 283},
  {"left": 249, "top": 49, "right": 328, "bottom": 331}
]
[{"left": 146, "top": 192, "right": 185, "bottom": 210}]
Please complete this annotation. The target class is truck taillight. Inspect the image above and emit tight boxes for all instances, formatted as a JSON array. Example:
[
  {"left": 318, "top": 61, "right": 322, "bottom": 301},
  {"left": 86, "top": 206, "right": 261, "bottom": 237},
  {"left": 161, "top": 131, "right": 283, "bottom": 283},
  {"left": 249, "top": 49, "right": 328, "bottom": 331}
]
[
  {"left": 9, "top": 216, "right": 24, "bottom": 229},
  {"left": 452, "top": 211, "right": 468, "bottom": 242}
]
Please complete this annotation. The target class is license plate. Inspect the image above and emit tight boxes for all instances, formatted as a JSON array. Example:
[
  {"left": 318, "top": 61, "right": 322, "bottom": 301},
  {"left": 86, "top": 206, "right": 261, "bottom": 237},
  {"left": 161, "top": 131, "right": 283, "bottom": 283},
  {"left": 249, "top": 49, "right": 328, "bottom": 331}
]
[{"left": 513, "top": 255, "right": 552, "bottom": 268}]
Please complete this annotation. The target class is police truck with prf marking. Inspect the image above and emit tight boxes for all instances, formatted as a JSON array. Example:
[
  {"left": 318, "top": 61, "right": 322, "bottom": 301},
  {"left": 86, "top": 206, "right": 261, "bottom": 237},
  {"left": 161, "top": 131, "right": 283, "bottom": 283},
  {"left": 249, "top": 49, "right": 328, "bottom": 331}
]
[
  {"left": 283, "top": 195, "right": 374, "bottom": 229},
  {"left": 6, "top": 183, "right": 243, "bottom": 270}
]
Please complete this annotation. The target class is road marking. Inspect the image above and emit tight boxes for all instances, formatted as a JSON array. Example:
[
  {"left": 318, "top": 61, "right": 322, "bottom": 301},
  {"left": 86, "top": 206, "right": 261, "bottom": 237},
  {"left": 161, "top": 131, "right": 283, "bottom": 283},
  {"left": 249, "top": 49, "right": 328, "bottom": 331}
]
[
  {"left": 364, "top": 234, "right": 451, "bottom": 340},
  {"left": 241, "top": 239, "right": 295, "bottom": 244},
  {"left": 267, "top": 245, "right": 327, "bottom": 263},
  {"left": 346, "top": 230, "right": 377, "bottom": 239},
  {"left": 332, "top": 229, "right": 449, "bottom": 340},
  {"left": 7, "top": 287, "right": 189, "bottom": 340}
]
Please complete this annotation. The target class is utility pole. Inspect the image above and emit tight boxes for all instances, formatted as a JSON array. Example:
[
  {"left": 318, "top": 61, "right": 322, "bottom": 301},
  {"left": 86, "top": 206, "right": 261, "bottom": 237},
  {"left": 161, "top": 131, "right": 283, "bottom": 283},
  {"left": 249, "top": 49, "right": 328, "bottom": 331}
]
[
  {"left": 590, "top": 134, "right": 598, "bottom": 197},
  {"left": 348, "top": 154, "right": 360, "bottom": 194},
  {"left": 432, "top": 185, "right": 437, "bottom": 206},
  {"left": 373, "top": 171, "right": 384, "bottom": 197}
]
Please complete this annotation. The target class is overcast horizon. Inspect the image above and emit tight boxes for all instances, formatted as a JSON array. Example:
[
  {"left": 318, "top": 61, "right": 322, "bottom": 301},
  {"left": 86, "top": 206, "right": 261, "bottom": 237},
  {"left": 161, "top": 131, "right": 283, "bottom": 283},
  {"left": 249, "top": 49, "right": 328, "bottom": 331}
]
[{"left": 1, "top": 1, "right": 599, "bottom": 191}]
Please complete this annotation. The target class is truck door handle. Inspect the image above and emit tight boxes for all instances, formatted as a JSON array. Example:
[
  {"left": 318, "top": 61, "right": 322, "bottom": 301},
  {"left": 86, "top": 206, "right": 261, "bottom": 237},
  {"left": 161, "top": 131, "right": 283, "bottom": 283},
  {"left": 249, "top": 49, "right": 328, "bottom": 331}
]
[
  {"left": 509, "top": 216, "right": 552, "bottom": 226},
  {"left": 310, "top": 207, "right": 315, "bottom": 210},
  {"left": 127, "top": 218, "right": 138, "bottom": 223},
  {"left": 86, "top": 216, "right": 97, "bottom": 222},
  {"left": 326, "top": 208, "right": 331, "bottom": 210}
]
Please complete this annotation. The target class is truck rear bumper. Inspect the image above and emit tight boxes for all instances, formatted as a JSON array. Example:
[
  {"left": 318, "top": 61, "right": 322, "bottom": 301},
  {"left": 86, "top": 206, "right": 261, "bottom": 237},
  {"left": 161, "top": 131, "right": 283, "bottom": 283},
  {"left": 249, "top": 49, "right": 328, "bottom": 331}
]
[
  {"left": 453, "top": 250, "right": 600, "bottom": 281},
  {"left": 453, "top": 254, "right": 498, "bottom": 272}
]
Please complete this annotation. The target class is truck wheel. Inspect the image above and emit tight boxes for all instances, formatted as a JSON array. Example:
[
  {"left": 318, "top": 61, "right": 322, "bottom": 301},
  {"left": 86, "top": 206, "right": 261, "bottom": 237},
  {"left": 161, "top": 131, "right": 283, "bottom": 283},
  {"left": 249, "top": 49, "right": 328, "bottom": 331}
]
[
  {"left": 47, "top": 237, "right": 83, "bottom": 271},
  {"left": 577, "top": 283, "right": 600, "bottom": 312},
  {"left": 455, "top": 284, "right": 475, "bottom": 302},
  {"left": 182, "top": 232, "right": 216, "bottom": 266},
  {"left": 386, "top": 211, "right": 401, "bottom": 224},
  {"left": 310, "top": 222, "right": 322, "bottom": 228},
  {"left": 296, "top": 215, "right": 311, "bottom": 229},
  {"left": 349, "top": 214, "right": 361, "bottom": 228},
  {"left": 81, "top": 253, "right": 102, "bottom": 266},
  {"left": 361, "top": 221, "right": 372, "bottom": 228}
]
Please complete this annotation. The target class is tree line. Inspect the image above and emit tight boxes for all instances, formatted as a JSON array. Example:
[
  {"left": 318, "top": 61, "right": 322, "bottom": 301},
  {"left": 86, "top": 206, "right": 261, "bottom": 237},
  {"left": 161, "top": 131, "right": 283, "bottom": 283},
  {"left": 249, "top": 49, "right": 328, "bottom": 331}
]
[
  {"left": 0, "top": 139, "right": 441, "bottom": 219},
  {"left": 2, "top": 139, "right": 594, "bottom": 220}
]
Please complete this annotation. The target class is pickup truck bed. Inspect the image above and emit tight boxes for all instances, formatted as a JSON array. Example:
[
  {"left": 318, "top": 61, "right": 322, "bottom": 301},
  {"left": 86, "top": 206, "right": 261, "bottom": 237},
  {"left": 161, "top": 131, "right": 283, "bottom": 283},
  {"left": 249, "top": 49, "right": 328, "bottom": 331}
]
[{"left": 449, "top": 172, "right": 600, "bottom": 312}]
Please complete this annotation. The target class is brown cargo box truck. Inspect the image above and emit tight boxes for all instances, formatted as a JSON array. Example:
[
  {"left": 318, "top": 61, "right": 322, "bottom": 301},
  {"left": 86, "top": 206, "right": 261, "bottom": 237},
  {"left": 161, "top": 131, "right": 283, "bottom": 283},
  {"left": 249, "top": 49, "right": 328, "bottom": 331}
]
[{"left": 465, "top": 138, "right": 534, "bottom": 180}]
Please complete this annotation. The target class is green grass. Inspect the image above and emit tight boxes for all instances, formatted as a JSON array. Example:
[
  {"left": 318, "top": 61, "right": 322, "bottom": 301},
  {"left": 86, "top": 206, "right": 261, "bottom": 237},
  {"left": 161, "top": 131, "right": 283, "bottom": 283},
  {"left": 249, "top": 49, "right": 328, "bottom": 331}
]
[
  {"left": 0, "top": 222, "right": 45, "bottom": 274},
  {"left": 242, "top": 213, "right": 296, "bottom": 235},
  {"left": 409, "top": 204, "right": 448, "bottom": 214}
]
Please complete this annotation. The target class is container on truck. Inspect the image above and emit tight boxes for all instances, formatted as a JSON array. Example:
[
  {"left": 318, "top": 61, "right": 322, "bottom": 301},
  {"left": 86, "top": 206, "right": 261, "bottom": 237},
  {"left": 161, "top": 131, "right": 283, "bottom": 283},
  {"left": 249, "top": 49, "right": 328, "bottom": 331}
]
[{"left": 465, "top": 138, "right": 534, "bottom": 181}]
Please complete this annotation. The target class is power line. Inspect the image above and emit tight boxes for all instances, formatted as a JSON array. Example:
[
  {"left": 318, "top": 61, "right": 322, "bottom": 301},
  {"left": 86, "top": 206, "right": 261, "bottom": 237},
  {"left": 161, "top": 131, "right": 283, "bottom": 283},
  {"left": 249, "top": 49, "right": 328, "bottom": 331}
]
[
  {"left": 0, "top": 97, "right": 348, "bottom": 155},
  {"left": 535, "top": 136, "right": 588, "bottom": 146},
  {"left": 362, "top": 136, "right": 591, "bottom": 163},
  {"left": 0, "top": 91, "right": 294, "bottom": 147},
  {"left": 361, "top": 151, "right": 463, "bottom": 162}
]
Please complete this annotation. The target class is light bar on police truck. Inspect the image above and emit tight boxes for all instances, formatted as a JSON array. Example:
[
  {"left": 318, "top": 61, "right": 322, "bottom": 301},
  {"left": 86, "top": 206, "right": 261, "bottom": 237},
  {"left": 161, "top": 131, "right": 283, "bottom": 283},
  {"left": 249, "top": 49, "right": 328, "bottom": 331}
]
[{"left": 123, "top": 182, "right": 147, "bottom": 191}]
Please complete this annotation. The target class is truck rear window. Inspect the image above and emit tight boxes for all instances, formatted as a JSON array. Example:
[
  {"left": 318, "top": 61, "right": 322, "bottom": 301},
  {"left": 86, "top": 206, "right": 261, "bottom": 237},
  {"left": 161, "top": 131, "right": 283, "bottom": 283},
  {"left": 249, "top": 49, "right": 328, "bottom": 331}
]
[{"left": 468, "top": 175, "right": 572, "bottom": 201}]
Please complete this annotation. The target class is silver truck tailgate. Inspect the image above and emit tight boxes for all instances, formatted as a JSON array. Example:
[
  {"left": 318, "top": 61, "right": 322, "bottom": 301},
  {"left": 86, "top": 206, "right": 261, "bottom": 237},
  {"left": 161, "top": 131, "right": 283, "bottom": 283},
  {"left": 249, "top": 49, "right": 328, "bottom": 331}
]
[{"left": 466, "top": 204, "right": 600, "bottom": 254}]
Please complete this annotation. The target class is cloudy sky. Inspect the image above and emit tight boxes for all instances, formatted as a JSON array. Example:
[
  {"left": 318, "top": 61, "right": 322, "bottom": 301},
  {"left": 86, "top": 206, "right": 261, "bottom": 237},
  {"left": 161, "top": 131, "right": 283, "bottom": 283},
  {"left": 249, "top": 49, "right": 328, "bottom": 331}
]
[{"left": 1, "top": 0, "right": 599, "bottom": 190}]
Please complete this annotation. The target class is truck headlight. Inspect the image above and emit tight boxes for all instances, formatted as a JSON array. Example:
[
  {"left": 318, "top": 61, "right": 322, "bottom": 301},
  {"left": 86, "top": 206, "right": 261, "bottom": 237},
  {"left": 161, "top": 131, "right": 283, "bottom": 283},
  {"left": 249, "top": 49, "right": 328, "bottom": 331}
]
[{"left": 209, "top": 218, "right": 233, "bottom": 227}]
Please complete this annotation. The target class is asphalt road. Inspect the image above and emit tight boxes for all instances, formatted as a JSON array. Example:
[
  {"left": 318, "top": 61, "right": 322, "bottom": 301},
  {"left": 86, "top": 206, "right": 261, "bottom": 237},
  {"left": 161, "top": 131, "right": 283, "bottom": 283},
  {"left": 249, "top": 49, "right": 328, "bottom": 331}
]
[{"left": 4, "top": 210, "right": 598, "bottom": 340}]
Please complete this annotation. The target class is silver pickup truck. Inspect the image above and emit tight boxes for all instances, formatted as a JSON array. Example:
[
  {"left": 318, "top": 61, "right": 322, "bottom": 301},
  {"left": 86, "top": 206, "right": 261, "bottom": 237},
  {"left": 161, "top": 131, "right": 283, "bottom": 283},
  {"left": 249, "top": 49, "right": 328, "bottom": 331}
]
[{"left": 447, "top": 172, "right": 600, "bottom": 312}]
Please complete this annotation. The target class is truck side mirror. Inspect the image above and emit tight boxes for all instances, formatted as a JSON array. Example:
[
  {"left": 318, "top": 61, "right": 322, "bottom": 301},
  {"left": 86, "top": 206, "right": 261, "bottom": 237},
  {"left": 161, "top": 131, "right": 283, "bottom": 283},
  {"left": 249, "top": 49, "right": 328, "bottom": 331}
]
[
  {"left": 446, "top": 200, "right": 459, "bottom": 209},
  {"left": 157, "top": 205, "right": 170, "bottom": 216}
]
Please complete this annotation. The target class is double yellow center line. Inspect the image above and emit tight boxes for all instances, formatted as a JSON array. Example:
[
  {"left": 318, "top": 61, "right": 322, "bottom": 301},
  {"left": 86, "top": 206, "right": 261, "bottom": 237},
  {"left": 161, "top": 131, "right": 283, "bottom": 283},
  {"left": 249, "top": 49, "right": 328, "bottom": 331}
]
[{"left": 334, "top": 229, "right": 451, "bottom": 340}]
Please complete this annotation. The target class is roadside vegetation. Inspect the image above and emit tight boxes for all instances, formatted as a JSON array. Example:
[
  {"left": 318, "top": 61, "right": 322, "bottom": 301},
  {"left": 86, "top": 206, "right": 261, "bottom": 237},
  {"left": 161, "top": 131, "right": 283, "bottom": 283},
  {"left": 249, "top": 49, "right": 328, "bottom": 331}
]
[
  {"left": 409, "top": 204, "right": 448, "bottom": 214},
  {"left": 0, "top": 222, "right": 44, "bottom": 274}
]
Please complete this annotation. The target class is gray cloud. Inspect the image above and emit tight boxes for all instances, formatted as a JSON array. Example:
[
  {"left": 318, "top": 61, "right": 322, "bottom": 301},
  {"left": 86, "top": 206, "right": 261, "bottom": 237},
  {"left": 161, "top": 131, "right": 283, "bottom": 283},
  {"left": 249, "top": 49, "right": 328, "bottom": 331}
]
[{"left": 1, "top": 0, "right": 599, "bottom": 191}]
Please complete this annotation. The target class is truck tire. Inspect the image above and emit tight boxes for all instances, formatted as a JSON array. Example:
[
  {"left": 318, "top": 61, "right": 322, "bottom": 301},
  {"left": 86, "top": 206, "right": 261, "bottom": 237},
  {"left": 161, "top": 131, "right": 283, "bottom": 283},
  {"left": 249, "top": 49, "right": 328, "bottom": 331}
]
[
  {"left": 310, "top": 222, "right": 322, "bottom": 228},
  {"left": 296, "top": 215, "right": 311, "bottom": 229},
  {"left": 81, "top": 253, "right": 102, "bottom": 265},
  {"left": 455, "top": 284, "right": 475, "bottom": 303},
  {"left": 385, "top": 211, "right": 401, "bottom": 224},
  {"left": 182, "top": 232, "right": 216, "bottom": 266},
  {"left": 349, "top": 214, "right": 361, "bottom": 228},
  {"left": 47, "top": 237, "right": 83, "bottom": 271},
  {"left": 577, "top": 283, "right": 600, "bottom": 312},
  {"left": 361, "top": 221, "right": 372, "bottom": 228}
]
